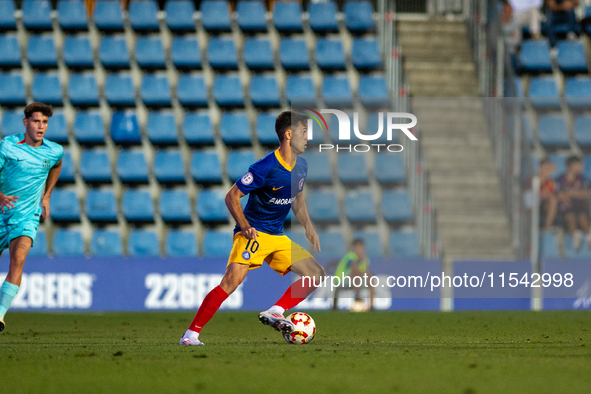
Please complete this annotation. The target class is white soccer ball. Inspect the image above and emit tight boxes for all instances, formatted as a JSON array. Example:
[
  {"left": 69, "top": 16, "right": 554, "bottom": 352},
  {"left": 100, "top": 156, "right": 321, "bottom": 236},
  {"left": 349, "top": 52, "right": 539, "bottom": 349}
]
[{"left": 283, "top": 312, "right": 316, "bottom": 344}]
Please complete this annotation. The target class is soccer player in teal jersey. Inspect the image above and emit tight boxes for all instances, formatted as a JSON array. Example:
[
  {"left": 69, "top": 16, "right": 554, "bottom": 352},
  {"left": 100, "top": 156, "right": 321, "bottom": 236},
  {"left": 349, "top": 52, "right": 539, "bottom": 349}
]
[{"left": 0, "top": 103, "right": 63, "bottom": 332}]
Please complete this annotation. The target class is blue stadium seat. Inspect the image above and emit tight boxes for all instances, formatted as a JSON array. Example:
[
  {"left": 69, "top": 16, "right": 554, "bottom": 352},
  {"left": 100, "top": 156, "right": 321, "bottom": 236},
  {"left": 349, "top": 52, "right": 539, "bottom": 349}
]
[
  {"left": 29, "top": 230, "right": 47, "bottom": 256},
  {"left": 220, "top": 112, "right": 251, "bottom": 146},
  {"left": 557, "top": 41, "right": 588, "bottom": 73},
  {"left": 58, "top": 150, "right": 75, "bottom": 184},
  {"left": 183, "top": 112, "right": 214, "bottom": 146},
  {"left": 160, "top": 189, "right": 192, "bottom": 223},
  {"left": 191, "top": 151, "right": 223, "bottom": 184},
  {"left": 285, "top": 75, "right": 316, "bottom": 105},
  {"left": 80, "top": 149, "right": 112, "bottom": 184},
  {"left": 344, "top": 1, "right": 375, "bottom": 33},
  {"left": 32, "top": 73, "right": 62, "bottom": 105},
  {"left": 166, "top": 230, "right": 198, "bottom": 257},
  {"left": 154, "top": 150, "right": 186, "bottom": 184},
  {"left": 85, "top": 189, "right": 118, "bottom": 223},
  {"left": 53, "top": 229, "right": 85, "bottom": 256},
  {"left": 171, "top": 37, "right": 201, "bottom": 70},
  {"left": 50, "top": 189, "right": 80, "bottom": 223},
  {"left": 548, "top": 152, "right": 567, "bottom": 178},
  {"left": 197, "top": 189, "right": 228, "bottom": 223},
  {"left": 22, "top": 0, "right": 52, "bottom": 31},
  {"left": 227, "top": 150, "right": 256, "bottom": 182},
  {"left": 243, "top": 38, "right": 274, "bottom": 70},
  {"left": 375, "top": 154, "right": 406, "bottom": 184},
  {"left": 104, "top": 74, "right": 135, "bottom": 107},
  {"left": 177, "top": 74, "right": 208, "bottom": 108},
  {"left": 302, "top": 153, "right": 332, "bottom": 183},
  {"left": 352, "top": 230, "right": 384, "bottom": 258},
  {"left": 528, "top": 77, "right": 560, "bottom": 109},
  {"left": 147, "top": 112, "right": 177, "bottom": 146},
  {"left": 307, "top": 190, "right": 340, "bottom": 223},
  {"left": 537, "top": 114, "right": 570, "bottom": 148},
  {"left": 122, "top": 190, "right": 154, "bottom": 223},
  {"left": 563, "top": 233, "right": 591, "bottom": 259},
  {"left": 57, "top": 0, "right": 88, "bottom": 31},
  {"left": 519, "top": 40, "right": 552, "bottom": 73},
  {"left": 273, "top": 1, "right": 303, "bottom": 33},
  {"left": 352, "top": 38, "right": 382, "bottom": 71},
  {"left": 256, "top": 112, "right": 280, "bottom": 145},
  {"left": 203, "top": 230, "right": 233, "bottom": 257},
  {"left": 574, "top": 116, "right": 591, "bottom": 149},
  {"left": 0, "top": 0, "right": 17, "bottom": 31},
  {"left": 141, "top": 74, "right": 172, "bottom": 107},
  {"left": 213, "top": 75, "right": 244, "bottom": 107},
  {"left": 74, "top": 111, "right": 104, "bottom": 145},
  {"left": 165, "top": 0, "right": 195, "bottom": 32},
  {"left": 345, "top": 190, "right": 376, "bottom": 223},
  {"left": 94, "top": 0, "right": 124, "bottom": 32},
  {"left": 564, "top": 77, "right": 591, "bottom": 109},
  {"left": 359, "top": 76, "right": 390, "bottom": 107},
  {"left": 207, "top": 38, "right": 238, "bottom": 70},
  {"left": 100, "top": 36, "right": 130, "bottom": 69},
  {"left": 201, "top": 0, "right": 232, "bottom": 33},
  {"left": 338, "top": 153, "right": 368, "bottom": 184},
  {"left": 0, "top": 110, "right": 23, "bottom": 136},
  {"left": 389, "top": 231, "right": 421, "bottom": 258},
  {"left": 382, "top": 190, "right": 414, "bottom": 223},
  {"left": 511, "top": 77, "right": 526, "bottom": 106},
  {"left": 117, "top": 150, "right": 149, "bottom": 184},
  {"left": 280, "top": 38, "right": 309, "bottom": 71},
  {"left": 135, "top": 37, "right": 166, "bottom": 70},
  {"left": 68, "top": 74, "right": 99, "bottom": 107},
  {"left": 91, "top": 230, "right": 123, "bottom": 256},
  {"left": 316, "top": 38, "right": 346, "bottom": 71},
  {"left": 110, "top": 111, "right": 141, "bottom": 145},
  {"left": 63, "top": 36, "right": 93, "bottom": 69},
  {"left": 0, "top": 35, "right": 20, "bottom": 68},
  {"left": 129, "top": 0, "right": 159, "bottom": 32},
  {"left": 236, "top": 0, "right": 267, "bottom": 33},
  {"left": 322, "top": 76, "right": 353, "bottom": 107},
  {"left": 309, "top": 2, "right": 338, "bottom": 33},
  {"left": 27, "top": 36, "right": 57, "bottom": 69},
  {"left": 0, "top": 73, "right": 25, "bottom": 106},
  {"left": 129, "top": 230, "right": 160, "bottom": 257},
  {"left": 316, "top": 231, "right": 345, "bottom": 259},
  {"left": 585, "top": 155, "right": 591, "bottom": 180},
  {"left": 45, "top": 111, "right": 69, "bottom": 144},
  {"left": 250, "top": 76, "right": 281, "bottom": 108}
]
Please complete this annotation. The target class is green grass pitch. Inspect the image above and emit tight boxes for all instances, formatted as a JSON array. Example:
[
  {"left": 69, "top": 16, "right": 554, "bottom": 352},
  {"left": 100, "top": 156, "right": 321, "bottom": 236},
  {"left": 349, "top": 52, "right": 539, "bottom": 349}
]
[{"left": 1, "top": 311, "right": 591, "bottom": 393}]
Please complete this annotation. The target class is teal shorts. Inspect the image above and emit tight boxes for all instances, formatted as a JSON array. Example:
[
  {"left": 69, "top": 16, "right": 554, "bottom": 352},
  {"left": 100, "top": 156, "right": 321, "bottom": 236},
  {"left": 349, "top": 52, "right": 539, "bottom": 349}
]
[{"left": 0, "top": 218, "right": 40, "bottom": 252}]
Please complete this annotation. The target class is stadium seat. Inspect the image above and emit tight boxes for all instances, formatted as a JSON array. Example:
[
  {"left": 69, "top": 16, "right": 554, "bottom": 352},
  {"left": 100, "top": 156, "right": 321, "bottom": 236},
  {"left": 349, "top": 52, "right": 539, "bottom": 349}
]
[
  {"left": 166, "top": 230, "right": 198, "bottom": 257},
  {"left": 154, "top": 150, "right": 186, "bottom": 184},
  {"left": 94, "top": 0, "right": 125, "bottom": 32},
  {"left": 104, "top": 74, "right": 135, "bottom": 107},
  {"left": 203, "top": 230, "right": 233, "bottom": 257},
  {"left": 177, "top": 74, "right": 208, "bottom": 108},
  {"left": 537, "top": 114, "right": 570, "bottom": 148},
  {"left": 556, "top": 41, "right": 588, "bottom": 73},
  {"left": 63, "top": 36, "right": 93, "bottom": 69},
  {"left": 122, "top": 190, "right": 154, "bottom": 223},
  {"left": 171, "top": 37, "right": 201, "bottom": 70},
  {"left": 128, "top": 230, "right": 160, "bottom": 257},
  {"left": 135, "top": 37, "right": 166, "bottom": 70},
  {"left": 256, "top": 112, "right": 280, "bottom": 145},
  {"left": 57, "top": 0, "right": 88, "bottom": 32},
  {"left": 85, "top": 189, "right": 118, "bottom": 223},
  {"left": 53, "top": 229, "right": 85, "bottom": 256},
  {"left": 309, "top": 2, "right": 339, "bottom": 33},
  {"left": 183, "top": 112, "right": 214, "bottom": 146},
  {"left": 207, "top": 38, "right": 238, "bottom": 70},
  {"left": 80, "top": 149, "right": 112, "bottom": 184},
  {"left": 279, "top": 38, "right": 310, "bottom": 71},
  {"left": 74, "top": 111, "right": 104, "bottom": 145},
  {"left": 165, "top": 0, "right": 195, "bottom": 32},
  {"left": 227, "top": 150, "right": 256, "bottom": 182},
  {"left": 511, "top": 77, "right": 526, "bottom": 107},
  {"left": 322, "top": 76, "right": 353, "bottom": 107},
  {"left": 220, "top": 112, "right": 251, "bottom": 146},
  {"left": 243, "top": 38, "right": 274, "bottom": 71},
  {"left": 584, "top": 155, "right": 591, "bottom": 180},
  {"left": 564, "top": 77, "right": 591, "bottom": 109},
  {"left": 0, "top": 110, "right": 23, "bottom": 136},
  {"left": 201, "top": 0, "right": 232, "bottom": 33},
  {"left": 100, "top": 36, "right": 130, "bottom": 69},
  {"left": 29, "top": 230, "right": 47, "bottom": 256},
  {"left": 528, "top": 77, "right": 560, "bottom": 109},
  {"left": 147, "top": 112, "right": 178, "bottom": 146},
  {"left": 344, "top": 1, "right": 375, "bottom": 33},
  {"left": 316, "top": 231, "right": 345, "bottom": 259},
  {"left": 345, "top": 190, "right": 376, "bottom": 223},
  {"left": 58, "top": 150, "right": 75, "bottom": 184},
  {"left": 160, "top": 190, "right": 192, "bottom": 224},
  {"left": 338, "top": 154, "right": 369, "bottom": 184},
  {"left": 389, "top": 231, "right": 421, "bottom": 258},
  {"left": 68, "top": 74, "right": 99, "bottom": 107},
  {"left": 352, "top": 38, "right": 382, "bottom": 71},
  {"left": 50, "top": 189, "right": 80, "bottom": 223},
  {"left": 352, "top": 230, "right": 384, "bottom": 258},
  {"left": 273, "top": 1, "right": 303, "bottom": 33},
  {"left": 285, "top": 75, "right": 316, "bottom": 105},
  {"left": 0, "top": 73, "right": 25, "bottom": 106},
  {"left": 32, "top": 73, "right": 62, "bottom": 105},
  {"left": 382, "top": 190, "right": 414, "bottom": 223},
  {"left": 0, "top": 35, "right": 20, "bottom": 68},
  {"left": 359, "top": 76, "right": 390, "bottom": 107},
  {"left": 302, "top": 153, "right": 332, "bottom": 183},
  {"left": 307, "top": 190, "right": 340, "bottom": 223},
  {"left": 375, "top": 154, "right": 406, "bottom": 184},
  {"left": 0, "top": 0, "right": 17, "bottom": 31},
  {"left": 316, "top": 39, "right": 346, "bottom": 71},
  {"left": 574, "top": 116, "right": 591, "bottom": 149},
  {"left": 117, "top": 150, "right": 149, "bottom": 184},
  {"left": 22, "top": 0, "right": 52, "bottom": 31},
  {"left": 191, "top": 151, "right": 223, "bottom": 184},
  {"left": 141, "top": 74, "right": 172, "bottom": 107},
  {"left": 213, "top": 75, "right": 245, "bottom": 107},
  {"left": 236, "top": 0, "right": 267, "bottom": 33},
  {"left": 110, "top": 111, "right": 141, "bottom": 145},
  {"left": 44, "top": 111, "right": 68, "bottom": 143},
  {"left": 250, "top": 76, "right": 281, "bottom": 108},
  {"left": 563, "top": 233, "right": 591, "bottom": 259},
  {"left": 129, "top": 0, "right": 159, "bottom": 32},
  {"left": 197, "top": 189, "right": 228, "bottom": 223},
  {"left": 91, "top": 230, "right": 123, "bottom": 256},
  {"left": 27, "top": 36, "right": 58, "bottom": 69},
  {"left": 519, "top": 40, "right": 552, "bottom": 73}
]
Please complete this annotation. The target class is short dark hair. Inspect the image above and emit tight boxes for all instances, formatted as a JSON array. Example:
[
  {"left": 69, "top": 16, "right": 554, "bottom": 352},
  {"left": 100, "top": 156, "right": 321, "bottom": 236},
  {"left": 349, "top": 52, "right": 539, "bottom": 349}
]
[
  {"left": 540, "top": 158, "right": 552, "bottom": 166},
  {"left": 352, "top": 238, "right": 365, "bottom": 247},
  {"left": 275, "top": 111, "right": 309, "bottom": 141},
  {"left": 24, "top": 102, "right": 53, "bottom": 118},
  {"left": 567, "top": 155, "right": 581, "bottom": 167}
]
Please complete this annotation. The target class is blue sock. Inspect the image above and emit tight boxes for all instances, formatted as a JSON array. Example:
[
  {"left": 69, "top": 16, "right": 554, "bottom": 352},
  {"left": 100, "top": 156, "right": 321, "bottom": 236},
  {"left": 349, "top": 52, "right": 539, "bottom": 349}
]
[{"left": 0, "top": 281, "right": 19, "bottom": 318}]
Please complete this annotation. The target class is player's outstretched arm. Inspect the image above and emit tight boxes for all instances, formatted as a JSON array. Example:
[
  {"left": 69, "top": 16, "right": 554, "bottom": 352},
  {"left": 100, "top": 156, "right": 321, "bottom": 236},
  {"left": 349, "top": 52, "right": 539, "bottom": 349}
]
[
  {"left": 225, "top": 184, "right": 259, "bottom": 241},
  {"left": 292, "top": 193, "right": 320, "bottom": 252},
  {"left": 41, "top": 159, "right": 62, "bottom": 221}
]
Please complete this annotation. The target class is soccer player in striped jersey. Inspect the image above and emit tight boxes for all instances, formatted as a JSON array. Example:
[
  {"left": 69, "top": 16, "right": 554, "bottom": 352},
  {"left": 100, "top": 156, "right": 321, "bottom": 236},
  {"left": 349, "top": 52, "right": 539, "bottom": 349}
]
[
  {"left": 180, "top": 111, "right": 325, "bottom": 346},
  {"left": 0, "top": 103, "right": 63, "bottom": 332}
]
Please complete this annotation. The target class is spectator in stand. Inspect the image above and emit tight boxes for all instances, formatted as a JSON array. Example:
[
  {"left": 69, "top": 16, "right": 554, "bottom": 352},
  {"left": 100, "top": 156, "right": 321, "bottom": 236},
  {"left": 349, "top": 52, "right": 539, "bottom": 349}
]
[
  {"left": 546, "top": 0, "right": 580, "bottom": 48},
  {"left": 502, "top": 0, "right": 543, "bottom": 53},
  {"left": 333, "top": 239, "right": 374, "bottom": 312},
  {"left": 539, "top": 158, "right": 558, "bottom": 230}
]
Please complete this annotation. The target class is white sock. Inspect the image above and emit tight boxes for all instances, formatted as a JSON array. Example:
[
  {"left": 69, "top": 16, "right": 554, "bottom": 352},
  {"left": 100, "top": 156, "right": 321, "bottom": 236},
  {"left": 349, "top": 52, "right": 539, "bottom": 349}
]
[
  {"left": 184, "top": 329, "right": 199, "bottom": 339},
  {"left": 268, "top": 305, "right": 285, "bottom": 315}
]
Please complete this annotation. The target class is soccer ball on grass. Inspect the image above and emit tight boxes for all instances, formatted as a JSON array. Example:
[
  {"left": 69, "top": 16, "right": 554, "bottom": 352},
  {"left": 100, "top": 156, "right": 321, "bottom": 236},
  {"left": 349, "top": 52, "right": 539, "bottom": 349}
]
[{"left": 283, "top": 312, "right": 316, "bottom": 344}]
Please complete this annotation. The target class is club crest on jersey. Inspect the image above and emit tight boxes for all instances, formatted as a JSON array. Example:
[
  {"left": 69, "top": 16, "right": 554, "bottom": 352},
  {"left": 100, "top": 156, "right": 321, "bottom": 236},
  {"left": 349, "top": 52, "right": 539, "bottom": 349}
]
[
  {"left": 241, "top": 172, "right": 254, "bottom": 185},
  {"left": 42, "top": 159, "right": 51, "bottom": 169},
  {"left": 242, "top": 251, "right": 251, "bottom": 260},
  {"left": 299, "top": 179, "right": 305, "bottom": 190}
]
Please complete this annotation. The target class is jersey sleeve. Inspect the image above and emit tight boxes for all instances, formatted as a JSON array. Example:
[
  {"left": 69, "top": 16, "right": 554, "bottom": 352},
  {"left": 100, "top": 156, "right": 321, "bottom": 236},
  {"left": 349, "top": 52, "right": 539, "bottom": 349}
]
[
  {"left": 0, "top": 140, "right": 6, "bottom": 171},
  {"left": 54, "top": 145, "right": 64, "bottom": 166},
  {"left": 236, "top": 159, "right": 270, "bottom": 195}
]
